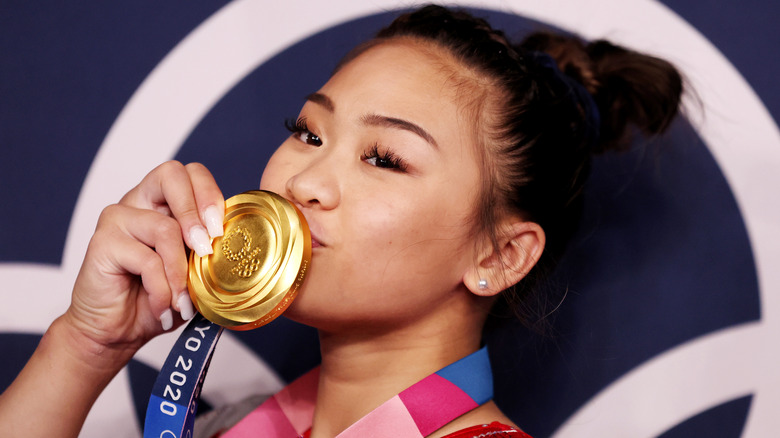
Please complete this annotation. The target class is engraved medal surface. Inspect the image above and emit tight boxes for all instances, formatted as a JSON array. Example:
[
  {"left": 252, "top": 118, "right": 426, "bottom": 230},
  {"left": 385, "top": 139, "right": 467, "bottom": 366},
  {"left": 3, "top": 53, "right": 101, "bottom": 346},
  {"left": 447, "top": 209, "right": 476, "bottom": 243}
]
[{"left": 188, "top": 190, "right": 311, "bottom": 330}]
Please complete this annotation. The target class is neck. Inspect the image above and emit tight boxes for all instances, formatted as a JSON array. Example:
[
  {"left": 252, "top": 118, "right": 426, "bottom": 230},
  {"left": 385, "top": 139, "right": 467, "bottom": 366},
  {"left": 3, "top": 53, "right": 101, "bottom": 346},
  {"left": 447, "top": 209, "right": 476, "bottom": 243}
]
[{"left": 309, "top": 312, "right": 484, "bottom": 438}]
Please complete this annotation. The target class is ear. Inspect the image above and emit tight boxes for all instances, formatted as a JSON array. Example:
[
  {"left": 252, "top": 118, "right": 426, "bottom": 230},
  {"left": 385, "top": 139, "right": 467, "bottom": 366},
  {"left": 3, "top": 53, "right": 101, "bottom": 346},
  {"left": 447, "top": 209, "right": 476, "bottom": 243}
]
[{"left": 463, "top": 220, "right": 545, "bottom": 297}]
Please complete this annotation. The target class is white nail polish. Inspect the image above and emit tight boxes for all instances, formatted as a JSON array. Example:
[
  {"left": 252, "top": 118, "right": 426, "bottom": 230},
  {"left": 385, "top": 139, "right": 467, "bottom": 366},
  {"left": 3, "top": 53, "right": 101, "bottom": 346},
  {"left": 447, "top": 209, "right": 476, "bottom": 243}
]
[
  {"left": 189, "top": 226, "right": 213, "bottom": 257},
  {"left": 177, "top": 292, "right": 195, "bottom": 321},
  {"left": 204, "top": 205, "right": 223, "bottom": 238},
  {"left": 160, "top": 309, "right": 173, "bottom": 331}
]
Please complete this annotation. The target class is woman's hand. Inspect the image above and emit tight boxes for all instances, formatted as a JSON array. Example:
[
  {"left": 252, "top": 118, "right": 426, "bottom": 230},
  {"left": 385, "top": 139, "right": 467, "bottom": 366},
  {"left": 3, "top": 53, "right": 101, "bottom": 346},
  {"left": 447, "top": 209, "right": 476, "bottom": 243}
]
[
  {"left": 66, "top": 160, "right": 225, "bottom": 358},
  {"left": 0, "top": 161, "right": 226, "bottom": 437}
]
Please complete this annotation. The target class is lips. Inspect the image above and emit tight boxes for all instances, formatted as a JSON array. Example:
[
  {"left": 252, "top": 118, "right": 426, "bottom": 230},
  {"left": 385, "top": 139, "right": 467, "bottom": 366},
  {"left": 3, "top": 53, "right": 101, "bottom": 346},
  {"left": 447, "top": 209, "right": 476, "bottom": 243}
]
[
  {"left": 284, "top": 197, "right": 326, "bottom": 248},
  {"left": 297, "top": 208, "right": 326, "bottom": 248},
  {"left": 307, "top": 223, "right": 325, "bottom": 248}
]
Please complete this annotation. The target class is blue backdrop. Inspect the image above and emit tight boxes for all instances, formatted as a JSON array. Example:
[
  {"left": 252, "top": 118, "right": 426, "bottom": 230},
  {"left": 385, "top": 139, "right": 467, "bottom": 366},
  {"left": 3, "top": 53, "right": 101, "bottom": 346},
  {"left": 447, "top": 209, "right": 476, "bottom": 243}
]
[{"left": 1, "top": 1, "right": 778, "bottom": 437}]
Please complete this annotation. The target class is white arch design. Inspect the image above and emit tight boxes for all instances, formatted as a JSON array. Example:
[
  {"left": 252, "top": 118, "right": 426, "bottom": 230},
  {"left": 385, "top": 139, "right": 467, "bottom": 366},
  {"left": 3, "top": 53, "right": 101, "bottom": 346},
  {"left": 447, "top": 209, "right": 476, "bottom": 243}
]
[{"left": 0, "top": 0, "right": 778, "bottom": 436}]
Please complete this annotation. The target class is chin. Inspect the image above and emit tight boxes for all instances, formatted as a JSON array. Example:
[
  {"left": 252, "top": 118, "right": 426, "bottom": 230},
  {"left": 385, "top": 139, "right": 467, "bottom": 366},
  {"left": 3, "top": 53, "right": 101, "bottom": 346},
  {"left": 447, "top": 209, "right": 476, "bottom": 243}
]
[{"left": 280, "top": 291, "right": 329, "bottom": 328}]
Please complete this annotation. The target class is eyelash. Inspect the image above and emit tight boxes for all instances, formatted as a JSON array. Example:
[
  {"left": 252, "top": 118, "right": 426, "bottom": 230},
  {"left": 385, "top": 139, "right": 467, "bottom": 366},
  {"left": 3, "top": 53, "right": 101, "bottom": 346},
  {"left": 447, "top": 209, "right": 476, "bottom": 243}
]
[
  {"left": 285, "top": 117, "right": 322, "bottom": 146},
  {"left": 361, "top": 143, "right": 408, "bottom": 172},
  {"left": 284, "top": 117, "right": 408, "bottom": 172}
]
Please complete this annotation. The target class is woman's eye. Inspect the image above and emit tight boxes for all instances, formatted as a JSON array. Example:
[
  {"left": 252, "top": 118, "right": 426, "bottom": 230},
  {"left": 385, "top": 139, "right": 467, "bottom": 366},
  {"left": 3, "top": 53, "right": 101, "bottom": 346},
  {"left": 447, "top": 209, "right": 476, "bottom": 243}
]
[
  {"left": 285, "top": 118, "right": 322, "bottom": 146},
  {"left": 361, "top": 144, "right": 408, "bottom": 172},
  {"left": 297, "top": 131, "right": 322, "bottom": 146}
]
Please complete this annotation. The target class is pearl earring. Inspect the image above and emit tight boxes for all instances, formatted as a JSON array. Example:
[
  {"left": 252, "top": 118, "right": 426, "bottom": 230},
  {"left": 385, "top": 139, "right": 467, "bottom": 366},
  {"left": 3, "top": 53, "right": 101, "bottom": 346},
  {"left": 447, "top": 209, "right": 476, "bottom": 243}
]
[{"left": 478, "top": 279, "right": 488, "bottom": 290}]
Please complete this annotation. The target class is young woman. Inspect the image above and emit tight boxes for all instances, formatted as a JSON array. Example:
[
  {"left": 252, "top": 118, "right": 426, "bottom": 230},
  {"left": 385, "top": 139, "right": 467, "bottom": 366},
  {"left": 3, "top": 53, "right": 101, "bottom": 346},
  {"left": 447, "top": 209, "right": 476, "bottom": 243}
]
[{"left": 0, "top": 5, "right": 683, "bottom": 438}]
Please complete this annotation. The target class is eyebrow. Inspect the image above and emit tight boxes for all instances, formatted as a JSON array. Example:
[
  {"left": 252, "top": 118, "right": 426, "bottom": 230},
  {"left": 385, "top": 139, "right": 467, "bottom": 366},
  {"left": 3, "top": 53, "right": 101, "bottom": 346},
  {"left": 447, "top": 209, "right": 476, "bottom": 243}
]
[
  {"left": 305, "top": 92, "right": 438, "bottom": 149},
  {"left": 305, "top": 92, "right": 335, "bottom": 112},
  {"left": 360, "top": 114, "right": 439, "bottom": 149}
]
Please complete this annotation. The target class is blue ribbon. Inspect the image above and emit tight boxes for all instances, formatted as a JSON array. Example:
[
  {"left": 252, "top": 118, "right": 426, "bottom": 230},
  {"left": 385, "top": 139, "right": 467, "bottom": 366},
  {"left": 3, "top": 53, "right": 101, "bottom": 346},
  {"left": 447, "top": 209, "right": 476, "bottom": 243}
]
[{"left": 144, "top": 314, "right": 223, "bottom": 438}]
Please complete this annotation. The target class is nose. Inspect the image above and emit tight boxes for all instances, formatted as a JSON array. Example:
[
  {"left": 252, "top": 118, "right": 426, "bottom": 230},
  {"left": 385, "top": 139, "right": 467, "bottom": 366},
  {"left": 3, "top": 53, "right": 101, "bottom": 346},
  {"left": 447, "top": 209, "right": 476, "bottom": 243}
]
[{"left": 285, "top": 154, "right": 340, "bottom": 210}]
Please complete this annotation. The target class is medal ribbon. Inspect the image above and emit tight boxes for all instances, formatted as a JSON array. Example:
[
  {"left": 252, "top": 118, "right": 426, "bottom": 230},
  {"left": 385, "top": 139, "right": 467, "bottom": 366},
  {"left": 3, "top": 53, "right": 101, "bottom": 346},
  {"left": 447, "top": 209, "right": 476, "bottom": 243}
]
[
  {"left": 144, "top": 314, "right": 224, "bottom": 438},
  {"left": 144, "top": 314, "right": 492, "bottom": 438},
  {"left": 222, "top": 346, "right": 493, "bottom": 438}
]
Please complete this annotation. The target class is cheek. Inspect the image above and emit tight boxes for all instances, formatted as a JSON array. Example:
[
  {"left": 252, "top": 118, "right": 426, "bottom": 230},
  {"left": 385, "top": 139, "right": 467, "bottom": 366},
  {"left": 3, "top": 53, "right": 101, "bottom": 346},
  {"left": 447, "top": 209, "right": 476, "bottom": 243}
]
[
  {"left": 349, "top": 196, "right": 471, "bottom": 277},
  {"left": 356, "top": 194, "right": 423, "bottom": 241},
  {"left": 343, "top": 199, "right": 401, "bottom": 258},
  {"left": 258, "top": 146, "right": 291, "bottom": 193}
]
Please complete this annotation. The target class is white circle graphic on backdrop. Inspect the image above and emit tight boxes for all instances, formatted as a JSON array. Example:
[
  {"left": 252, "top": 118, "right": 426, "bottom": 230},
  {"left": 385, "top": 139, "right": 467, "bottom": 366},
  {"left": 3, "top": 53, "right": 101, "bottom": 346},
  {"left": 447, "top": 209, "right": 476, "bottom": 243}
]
[{"left": 1, "top": 0, "right": 778, "bottom": 436}]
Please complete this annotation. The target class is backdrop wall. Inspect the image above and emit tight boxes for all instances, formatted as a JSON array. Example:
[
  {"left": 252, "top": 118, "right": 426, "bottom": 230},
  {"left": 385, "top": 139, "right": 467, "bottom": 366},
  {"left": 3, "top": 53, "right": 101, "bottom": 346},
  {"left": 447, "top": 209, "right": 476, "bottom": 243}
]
[{"left": 1, "top": 1, "right": 778, "bottom": 437}]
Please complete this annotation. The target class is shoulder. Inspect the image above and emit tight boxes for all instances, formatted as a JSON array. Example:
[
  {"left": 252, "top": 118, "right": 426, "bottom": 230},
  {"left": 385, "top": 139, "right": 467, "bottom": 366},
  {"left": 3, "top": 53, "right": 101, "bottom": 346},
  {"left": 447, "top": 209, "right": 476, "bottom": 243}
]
[
  {"left": 441, "top": 422, "right": 533, "bottom": 438},
  {"left": 430, "top": 400, "right": 523, "bottom": 437}
]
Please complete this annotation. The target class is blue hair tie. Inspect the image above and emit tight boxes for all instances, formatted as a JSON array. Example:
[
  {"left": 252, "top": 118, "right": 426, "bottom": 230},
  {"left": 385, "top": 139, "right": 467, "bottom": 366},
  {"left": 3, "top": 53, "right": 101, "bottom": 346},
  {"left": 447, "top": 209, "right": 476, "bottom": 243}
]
[{"left": 530, "top": 52, "right": 601, "bottom": 151}]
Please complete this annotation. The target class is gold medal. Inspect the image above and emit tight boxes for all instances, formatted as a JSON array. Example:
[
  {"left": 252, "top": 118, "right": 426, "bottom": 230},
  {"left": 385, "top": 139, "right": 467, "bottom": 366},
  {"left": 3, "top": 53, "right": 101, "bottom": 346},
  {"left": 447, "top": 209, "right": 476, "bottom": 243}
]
[{"left": 187, "top": 190, "right": 311, "bottom": 330}]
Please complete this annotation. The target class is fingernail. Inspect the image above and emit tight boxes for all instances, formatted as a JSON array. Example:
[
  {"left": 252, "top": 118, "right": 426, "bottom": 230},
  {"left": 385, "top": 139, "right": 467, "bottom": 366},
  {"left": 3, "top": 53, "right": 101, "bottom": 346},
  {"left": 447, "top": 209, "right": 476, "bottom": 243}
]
[
  {"left": 189, "top": 226, "right": 213, "bottom": 257},
  {"left": 177, "top": 292, "right": 195, "bottom": 321},
  {"left": 160, "top": 309, "right": 173, "bottom": 331},
  {"left": 204, "top": 205, "right": 223, "bottom": 238}
]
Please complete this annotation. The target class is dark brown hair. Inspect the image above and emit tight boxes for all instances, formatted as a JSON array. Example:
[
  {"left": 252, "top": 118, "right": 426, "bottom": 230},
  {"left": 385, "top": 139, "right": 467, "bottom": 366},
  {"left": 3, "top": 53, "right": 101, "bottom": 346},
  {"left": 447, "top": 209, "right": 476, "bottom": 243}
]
[{"left": 348, "top": 5, "right": 684, "bottom": 327}]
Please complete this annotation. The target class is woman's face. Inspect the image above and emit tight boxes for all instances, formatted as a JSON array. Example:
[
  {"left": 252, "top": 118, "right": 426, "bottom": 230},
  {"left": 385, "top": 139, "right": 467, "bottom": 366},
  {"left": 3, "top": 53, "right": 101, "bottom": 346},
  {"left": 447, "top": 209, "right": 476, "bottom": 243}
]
[{"left": 260, "top": 41, "right": 485, "bottom": 332}]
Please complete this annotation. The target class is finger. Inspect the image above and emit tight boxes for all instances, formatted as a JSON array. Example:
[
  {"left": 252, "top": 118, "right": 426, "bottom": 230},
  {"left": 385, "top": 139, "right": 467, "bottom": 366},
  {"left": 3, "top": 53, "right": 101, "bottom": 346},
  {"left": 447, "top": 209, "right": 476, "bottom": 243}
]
[
  {"left": 122, "top": 207, "right": 196, "bottom": 321},
  {"left": 123, "top": 161, "right": 213, "bottom": 257},
  {"left": 102, "top": 231, "right": 176, "bottom": 330},
  {"left": 100, "top": 205, "right": 193, "bottom": 322},
  {"left": 185, "top": 162, "right": 225, "bottom": 238}
]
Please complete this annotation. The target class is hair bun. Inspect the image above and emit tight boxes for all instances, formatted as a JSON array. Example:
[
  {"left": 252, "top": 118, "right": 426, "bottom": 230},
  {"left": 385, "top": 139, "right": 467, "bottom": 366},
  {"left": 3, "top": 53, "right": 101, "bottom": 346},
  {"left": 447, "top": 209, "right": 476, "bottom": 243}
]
[{"left": 521, "top": 32, "right": 684, "bottom": 154}]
